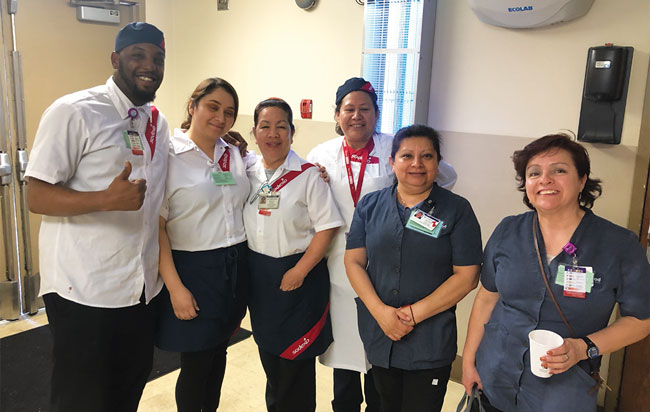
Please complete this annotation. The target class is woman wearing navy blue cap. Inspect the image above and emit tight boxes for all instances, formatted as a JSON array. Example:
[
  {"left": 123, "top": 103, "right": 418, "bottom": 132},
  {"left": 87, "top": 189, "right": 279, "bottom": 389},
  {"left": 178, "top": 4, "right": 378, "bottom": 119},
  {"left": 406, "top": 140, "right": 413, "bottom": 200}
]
[
  {"left": 344, "top": 124, "right": 481, "bottom": 412},
  {"left": 307, "top": 78, "right": 458, "bottom": 412},
  {"left": 462, "top": 134, "right": 650, "bottom": 412}
]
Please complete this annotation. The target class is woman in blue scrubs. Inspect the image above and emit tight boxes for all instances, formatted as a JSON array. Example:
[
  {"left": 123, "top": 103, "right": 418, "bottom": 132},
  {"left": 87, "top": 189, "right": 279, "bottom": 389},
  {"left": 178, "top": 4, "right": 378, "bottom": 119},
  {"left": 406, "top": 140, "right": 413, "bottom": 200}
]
[
  {"left": 462, "top": 134, "right": 650, "bottom": 412},
  {"left": 345, "top": 124, "right": 482, "bottom": 412}
]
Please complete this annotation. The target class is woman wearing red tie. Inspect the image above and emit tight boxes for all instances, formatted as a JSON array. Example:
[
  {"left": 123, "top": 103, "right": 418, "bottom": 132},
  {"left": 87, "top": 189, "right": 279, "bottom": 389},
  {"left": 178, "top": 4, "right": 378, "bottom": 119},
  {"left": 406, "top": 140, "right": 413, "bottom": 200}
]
[{"left": 307, "top": 78, "right": 457, "bottom": 412}]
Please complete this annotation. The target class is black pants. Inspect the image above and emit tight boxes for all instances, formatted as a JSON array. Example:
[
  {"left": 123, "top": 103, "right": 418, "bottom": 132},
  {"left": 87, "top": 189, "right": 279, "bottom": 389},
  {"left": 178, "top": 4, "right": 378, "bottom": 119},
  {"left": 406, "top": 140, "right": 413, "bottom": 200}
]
[
  {"left": 371, "top": 364, "right": 451, "bottom": 412},
  {"left": 258, "top": 348, "right": 316, "bottom": 412},
  {"left": 332, "top": 368, "right": 380, "bottom": 412},
  {"left": 175, "top": 338, "right": 229, "bottom": 412},
  {"left": 44, "top": 292, "right": 157, "bottom": 412}
]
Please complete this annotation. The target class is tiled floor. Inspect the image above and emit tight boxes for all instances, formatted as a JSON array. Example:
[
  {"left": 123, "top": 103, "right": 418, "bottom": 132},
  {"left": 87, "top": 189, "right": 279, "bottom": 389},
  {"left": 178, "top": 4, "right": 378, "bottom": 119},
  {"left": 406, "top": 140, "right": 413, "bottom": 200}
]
[{"left": 0, "top": 310, "right": 467, "bottom": 412}]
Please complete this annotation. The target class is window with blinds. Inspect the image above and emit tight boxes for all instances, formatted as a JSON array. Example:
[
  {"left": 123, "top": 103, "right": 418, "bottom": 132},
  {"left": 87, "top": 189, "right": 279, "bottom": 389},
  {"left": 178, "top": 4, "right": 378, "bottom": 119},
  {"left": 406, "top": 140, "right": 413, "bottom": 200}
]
[{"left": 363, "top": 0, "right": 424, "bottom": 135}]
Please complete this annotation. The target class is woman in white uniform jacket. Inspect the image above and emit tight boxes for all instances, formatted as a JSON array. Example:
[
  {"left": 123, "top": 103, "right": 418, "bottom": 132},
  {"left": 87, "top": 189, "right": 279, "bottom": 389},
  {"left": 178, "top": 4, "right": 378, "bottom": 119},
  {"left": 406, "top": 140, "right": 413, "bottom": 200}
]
[
  {"left": 307, "top": 77, "right": 457, "bottom": 412},
  {"left": 157, "top": 78, "right": 252, "bottom": 412},
  {"left": 243, "top": 98, "right": 344, "bottom": 412}
]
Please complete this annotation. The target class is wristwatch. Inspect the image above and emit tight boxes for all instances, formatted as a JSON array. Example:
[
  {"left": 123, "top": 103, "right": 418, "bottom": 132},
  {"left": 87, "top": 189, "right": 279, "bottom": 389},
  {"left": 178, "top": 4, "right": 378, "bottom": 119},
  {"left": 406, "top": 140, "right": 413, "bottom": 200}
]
[{"left": 581, "top": 336, "right": 600, "bottom": 359}]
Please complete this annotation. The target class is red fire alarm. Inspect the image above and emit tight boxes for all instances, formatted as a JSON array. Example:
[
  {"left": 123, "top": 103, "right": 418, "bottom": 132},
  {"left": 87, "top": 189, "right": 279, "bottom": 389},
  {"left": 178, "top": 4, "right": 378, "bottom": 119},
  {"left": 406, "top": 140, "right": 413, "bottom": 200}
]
[{"left": 300, "top": 99, "right": 313, "bottom": 119}]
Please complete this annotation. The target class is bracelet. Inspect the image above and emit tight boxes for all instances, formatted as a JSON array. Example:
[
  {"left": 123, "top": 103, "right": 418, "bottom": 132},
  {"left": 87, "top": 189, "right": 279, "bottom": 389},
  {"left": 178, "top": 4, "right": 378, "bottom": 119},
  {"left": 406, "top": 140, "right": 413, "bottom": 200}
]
[{"left": 409, "top": 304, "right": 417, "bottom": 326}]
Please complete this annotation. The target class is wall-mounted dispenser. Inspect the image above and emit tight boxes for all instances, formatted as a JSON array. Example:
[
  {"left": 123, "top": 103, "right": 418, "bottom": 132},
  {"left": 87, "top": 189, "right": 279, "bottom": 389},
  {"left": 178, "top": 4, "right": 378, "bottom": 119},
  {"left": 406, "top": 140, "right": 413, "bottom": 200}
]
[{"left": 577, "top": 44, "right": 633, "bottom": 145}]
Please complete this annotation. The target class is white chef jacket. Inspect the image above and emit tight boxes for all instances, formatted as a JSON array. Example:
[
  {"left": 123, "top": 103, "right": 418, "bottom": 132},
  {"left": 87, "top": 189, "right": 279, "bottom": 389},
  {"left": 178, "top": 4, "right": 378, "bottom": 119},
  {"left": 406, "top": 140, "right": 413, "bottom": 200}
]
[
  {"left": 306, "top": 132, "right": 457, "bottom": 372},
  {"left": 161, "top": 129, "right": 254, "bottom": 251},
  {"left": 25, "top": 77, "right": 170, "bottom": 307},
  {"left": 243, "top": 150, "right": 344, "bottom": 258}
]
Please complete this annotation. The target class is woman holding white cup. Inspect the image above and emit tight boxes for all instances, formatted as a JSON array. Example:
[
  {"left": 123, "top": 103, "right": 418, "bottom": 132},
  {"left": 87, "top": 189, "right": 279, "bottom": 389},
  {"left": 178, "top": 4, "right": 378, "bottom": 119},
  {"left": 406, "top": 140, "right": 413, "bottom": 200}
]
[{"left": 461, "top": 134, "right": 650, "bottom": 412}]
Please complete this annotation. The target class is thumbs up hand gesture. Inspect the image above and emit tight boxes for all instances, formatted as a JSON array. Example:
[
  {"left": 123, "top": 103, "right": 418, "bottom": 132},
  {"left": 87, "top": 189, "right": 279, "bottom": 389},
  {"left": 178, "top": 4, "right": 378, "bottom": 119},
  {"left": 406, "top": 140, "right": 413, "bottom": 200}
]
[{"left": 103, "top": 161, "right": 147, "bottom": 211}]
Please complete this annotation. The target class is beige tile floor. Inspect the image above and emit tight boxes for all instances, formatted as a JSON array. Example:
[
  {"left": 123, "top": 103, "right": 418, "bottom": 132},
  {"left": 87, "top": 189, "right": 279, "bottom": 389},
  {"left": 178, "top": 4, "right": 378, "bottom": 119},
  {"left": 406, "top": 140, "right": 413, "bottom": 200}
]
[{"left": 0, "top": 310, "right": 466, "bottom": 412}]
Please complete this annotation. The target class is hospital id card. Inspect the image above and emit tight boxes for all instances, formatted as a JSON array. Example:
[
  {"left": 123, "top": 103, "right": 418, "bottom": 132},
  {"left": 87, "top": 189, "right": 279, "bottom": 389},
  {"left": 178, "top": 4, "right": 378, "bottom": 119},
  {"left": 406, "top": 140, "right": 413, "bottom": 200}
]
[
  {"left": 122, "top": 130, "right": 144, "bottom": 156},
  {"left": 556, "top": 264, "right": 594, "bottom": 298},
  {"left": 405, "top": 208, "right": 443, "bottom": 238},
  {"left": 258, "top": 193, "right": 280, "bottom": 210},
  {"left": 211, "top": 171, "right": 236, "bottom": 185}
]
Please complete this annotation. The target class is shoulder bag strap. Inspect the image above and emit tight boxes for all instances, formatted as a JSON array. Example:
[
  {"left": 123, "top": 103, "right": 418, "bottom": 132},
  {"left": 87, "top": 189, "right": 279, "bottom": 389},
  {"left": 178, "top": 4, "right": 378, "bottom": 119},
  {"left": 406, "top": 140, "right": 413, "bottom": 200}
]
[
  {"left": 532, "top": 213, "right": 576, "bottom": 337},
  {"left": 532, "top": 214, "right": 606, "bottom": 391}
]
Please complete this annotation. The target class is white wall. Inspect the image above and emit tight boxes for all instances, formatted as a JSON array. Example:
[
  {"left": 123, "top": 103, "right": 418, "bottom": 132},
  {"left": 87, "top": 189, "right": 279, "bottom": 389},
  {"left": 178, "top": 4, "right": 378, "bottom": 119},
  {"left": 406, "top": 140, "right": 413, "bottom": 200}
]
[{"left": 429, "top": 0, "right": 650, "bottom": 404}]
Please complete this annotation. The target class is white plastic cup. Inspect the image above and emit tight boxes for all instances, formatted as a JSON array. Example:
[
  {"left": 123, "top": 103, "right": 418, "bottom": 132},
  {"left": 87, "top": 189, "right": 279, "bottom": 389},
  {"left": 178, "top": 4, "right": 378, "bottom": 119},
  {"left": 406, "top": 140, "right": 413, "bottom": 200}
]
[{"left": 528, "top": 329, "right": 564, "bottom": 378}]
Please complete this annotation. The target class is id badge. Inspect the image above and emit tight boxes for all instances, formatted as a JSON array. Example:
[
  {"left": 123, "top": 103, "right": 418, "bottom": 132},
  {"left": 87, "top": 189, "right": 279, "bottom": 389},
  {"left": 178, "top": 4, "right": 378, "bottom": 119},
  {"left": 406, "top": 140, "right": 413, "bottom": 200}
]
[
  {"left": 556, "top": 264, "right": 594, "bottom": 298},
  {"left": 210, "top": 171, "right": 236, "bottom": 185},
  {"left": 405, "top": 208, "right": 443, "bottom": 238},
  {"left": 258, "top": 193, "right": 280, "bottom": 210},
  {"left": 123, "top": 130, "right": 144, "bottom": 156}
]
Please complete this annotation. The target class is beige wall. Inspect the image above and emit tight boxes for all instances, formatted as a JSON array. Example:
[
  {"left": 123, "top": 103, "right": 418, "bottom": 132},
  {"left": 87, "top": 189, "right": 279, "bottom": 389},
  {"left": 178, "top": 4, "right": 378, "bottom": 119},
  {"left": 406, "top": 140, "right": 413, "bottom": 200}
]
[
  {"left": 430, "top": 0, "right": 650, "bottom": 232},
  {"left": 429, "top": 0, "right": 650, "bottom": 404},
  {"left": 0, "top": 0, "right": 139, "bottom": 282},
  {"left": 146, "top": 0, "right": 364, "bottom": 155}
]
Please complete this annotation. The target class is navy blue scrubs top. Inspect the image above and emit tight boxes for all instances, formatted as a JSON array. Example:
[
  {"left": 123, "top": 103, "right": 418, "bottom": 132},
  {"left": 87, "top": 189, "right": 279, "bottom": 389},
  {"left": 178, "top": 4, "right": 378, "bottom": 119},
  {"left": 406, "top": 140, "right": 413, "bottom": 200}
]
[
  {"left": 346, "top": 183, "right": 482, "bottom": 370},
  {"left": 476, "top": 210, "right": 650, "bottom": 412}
]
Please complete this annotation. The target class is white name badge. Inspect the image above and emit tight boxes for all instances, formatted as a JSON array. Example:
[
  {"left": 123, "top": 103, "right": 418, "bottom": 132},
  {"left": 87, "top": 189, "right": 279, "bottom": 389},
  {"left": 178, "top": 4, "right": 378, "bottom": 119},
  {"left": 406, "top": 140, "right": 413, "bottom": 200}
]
[
  {"left": 405, "top": 208, "right": 443, "bottom": 238},
  {"left": 258, "top": 193, "right": 280, "bottom": 209},
  {"left": 123, "top": 130, "right": 144, "bottom": 156}
]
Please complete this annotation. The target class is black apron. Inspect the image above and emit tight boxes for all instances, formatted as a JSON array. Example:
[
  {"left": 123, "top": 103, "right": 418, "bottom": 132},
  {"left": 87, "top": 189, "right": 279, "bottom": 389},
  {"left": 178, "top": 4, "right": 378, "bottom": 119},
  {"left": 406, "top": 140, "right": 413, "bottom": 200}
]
[{"left": 248, "top": 250, "right": 332, "bottom": 360}]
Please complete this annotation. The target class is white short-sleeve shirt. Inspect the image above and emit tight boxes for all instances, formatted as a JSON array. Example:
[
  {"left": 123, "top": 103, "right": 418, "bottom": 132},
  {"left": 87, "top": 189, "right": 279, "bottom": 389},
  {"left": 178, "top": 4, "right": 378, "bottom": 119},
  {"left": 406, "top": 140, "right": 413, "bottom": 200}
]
[
  {"left": 161, "top": 129, "right": 255, "bottom": 251},
  {"left": 25, "top": 77, "right": 170, "bottom": 307},
  {"left": 243, "top": 150, "right": 344, "bottom": 258}
]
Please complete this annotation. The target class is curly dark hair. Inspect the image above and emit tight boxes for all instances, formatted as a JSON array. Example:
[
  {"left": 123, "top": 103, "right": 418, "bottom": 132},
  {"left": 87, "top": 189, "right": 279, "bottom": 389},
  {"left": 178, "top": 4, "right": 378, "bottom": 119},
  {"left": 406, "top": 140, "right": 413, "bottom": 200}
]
[{"left": 512, "top": 133, "right": 602, "bottom": 210}]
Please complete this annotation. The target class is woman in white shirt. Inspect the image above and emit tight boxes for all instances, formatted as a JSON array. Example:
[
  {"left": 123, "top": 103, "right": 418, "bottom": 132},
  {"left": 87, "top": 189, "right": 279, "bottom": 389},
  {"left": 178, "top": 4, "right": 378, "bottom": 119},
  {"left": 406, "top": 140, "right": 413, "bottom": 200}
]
[
  {"left": 243, "top": 98, "right": 344, "bottom": 412},
  {"left": 156, "top": 78, "right": 252, "bottom": 412}
]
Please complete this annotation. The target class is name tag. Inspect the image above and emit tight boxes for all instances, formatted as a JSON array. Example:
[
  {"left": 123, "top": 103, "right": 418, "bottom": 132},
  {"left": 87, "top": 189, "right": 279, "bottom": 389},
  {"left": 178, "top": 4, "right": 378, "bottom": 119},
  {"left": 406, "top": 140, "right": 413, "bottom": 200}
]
[
  {"left": 211, "top": 171, "right": 236, "bottom": 185},
  {"left": 405, "top": 208, "right": 443, "bottom": 238},
  {"left": 123, "top": 130, "right": 144, "bottom": 156},
  {"left": 556, "top": 264, "right": 594, "bottom": 298},
  {"left": 259, "top": 193, "right": 280, "bottom": 210}
]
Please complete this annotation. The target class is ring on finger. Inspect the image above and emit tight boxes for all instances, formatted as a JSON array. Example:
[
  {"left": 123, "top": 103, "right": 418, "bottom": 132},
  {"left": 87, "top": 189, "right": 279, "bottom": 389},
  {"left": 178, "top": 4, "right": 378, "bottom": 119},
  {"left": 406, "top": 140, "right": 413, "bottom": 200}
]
[{"left": 564, "top": 354, "right": 569, "bottom": 361}]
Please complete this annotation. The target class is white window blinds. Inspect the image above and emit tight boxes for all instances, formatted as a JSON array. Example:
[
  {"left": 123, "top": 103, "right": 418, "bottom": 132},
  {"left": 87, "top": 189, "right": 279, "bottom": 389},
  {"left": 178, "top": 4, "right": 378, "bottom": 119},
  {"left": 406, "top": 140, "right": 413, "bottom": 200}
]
[{"left": 363, "top": 0, "right": 424, "bottom": 135}]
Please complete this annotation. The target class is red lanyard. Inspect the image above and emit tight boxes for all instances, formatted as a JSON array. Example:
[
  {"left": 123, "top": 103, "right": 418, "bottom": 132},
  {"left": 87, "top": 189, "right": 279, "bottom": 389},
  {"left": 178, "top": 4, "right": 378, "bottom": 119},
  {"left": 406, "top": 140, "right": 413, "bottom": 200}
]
[
  {"left": 218, "top": 147, "right": 230, "bottom": 171},
  {"left": 342, "top": 137, "right": 375, "bottom": 207},
  {"left": 270, "top": 163, "right": 315, "bottom": 192},
  {"left": 144, "top": 106, "right": 159, "bottom": 159}
]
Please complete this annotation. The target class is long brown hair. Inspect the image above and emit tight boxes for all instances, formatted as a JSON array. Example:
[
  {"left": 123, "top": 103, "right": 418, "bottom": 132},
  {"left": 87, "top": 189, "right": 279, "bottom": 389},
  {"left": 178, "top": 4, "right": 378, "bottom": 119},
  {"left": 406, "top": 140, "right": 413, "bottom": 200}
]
[{"left": 180, "top": 77, "right": 239, "bottom": 129}]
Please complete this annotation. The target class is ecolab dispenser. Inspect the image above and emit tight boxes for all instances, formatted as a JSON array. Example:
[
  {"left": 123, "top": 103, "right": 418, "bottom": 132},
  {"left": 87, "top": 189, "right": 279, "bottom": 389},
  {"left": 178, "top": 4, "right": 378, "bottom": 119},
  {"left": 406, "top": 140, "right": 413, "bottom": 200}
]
[{"left": 577, "top": 44, "right": 633, "bottom": 145}]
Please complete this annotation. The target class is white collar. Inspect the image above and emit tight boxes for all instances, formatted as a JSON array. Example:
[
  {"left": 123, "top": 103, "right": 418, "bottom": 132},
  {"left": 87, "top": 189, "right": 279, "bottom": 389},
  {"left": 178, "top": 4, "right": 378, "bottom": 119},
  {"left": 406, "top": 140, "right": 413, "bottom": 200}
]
[
  {"left": 171, "top": 128, "right": 229, "bottom": 155},
  {"left": 106, "top": 76, "right": 152, "bottom": 121},
  {"left": 253, "top": 149, "right": 303, "bottom": 178}
]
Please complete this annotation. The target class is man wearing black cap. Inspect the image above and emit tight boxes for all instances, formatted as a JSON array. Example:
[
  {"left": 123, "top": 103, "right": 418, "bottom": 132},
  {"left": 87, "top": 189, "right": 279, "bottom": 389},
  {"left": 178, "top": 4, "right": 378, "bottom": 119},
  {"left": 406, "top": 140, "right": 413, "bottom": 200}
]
[{"left": 25, "top": 22, "right": 169, "bottom": 412}]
